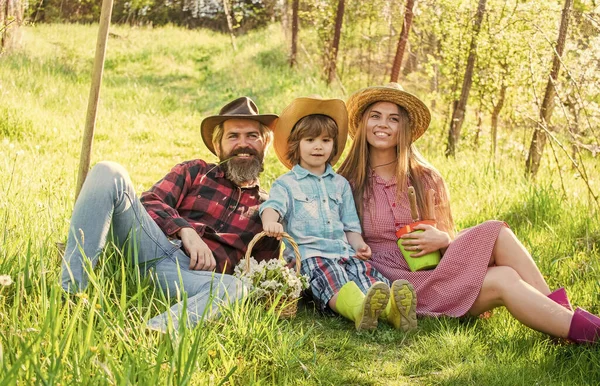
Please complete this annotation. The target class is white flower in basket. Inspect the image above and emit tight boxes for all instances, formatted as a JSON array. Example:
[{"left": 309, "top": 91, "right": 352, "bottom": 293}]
[{"left": 235, "top": 232, "right": 309, "bottom": 318}]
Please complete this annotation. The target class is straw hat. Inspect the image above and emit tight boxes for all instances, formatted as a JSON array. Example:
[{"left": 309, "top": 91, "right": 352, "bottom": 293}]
[
  {"left": 201, "top": 97, "right": 278, "bottom": 155},
  {"left": 273, "top": 97, "right": 348, "bottom": 169},
  {"left": 346, "top": 82, "right": 431, "bottom": 141}
]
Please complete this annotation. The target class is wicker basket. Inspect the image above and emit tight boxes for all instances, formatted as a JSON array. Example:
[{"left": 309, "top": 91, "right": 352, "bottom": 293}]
[{"left": 244, "top": 231, "right": 302, "bottom": 319}]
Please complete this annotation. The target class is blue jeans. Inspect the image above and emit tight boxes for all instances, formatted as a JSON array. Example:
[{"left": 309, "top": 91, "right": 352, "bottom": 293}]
[{"left": 61, "top": 161, "right": 244, "bottom": 332}]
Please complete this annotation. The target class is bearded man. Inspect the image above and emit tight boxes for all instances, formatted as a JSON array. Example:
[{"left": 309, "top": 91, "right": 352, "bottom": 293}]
[{"left": 61, "top": 97, "right": 280, "bottom": 332}]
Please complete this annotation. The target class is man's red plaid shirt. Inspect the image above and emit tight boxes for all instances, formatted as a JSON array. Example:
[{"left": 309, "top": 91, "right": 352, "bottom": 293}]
[{"left": 140, "top": 159, "right": 279, "bottom": 274}]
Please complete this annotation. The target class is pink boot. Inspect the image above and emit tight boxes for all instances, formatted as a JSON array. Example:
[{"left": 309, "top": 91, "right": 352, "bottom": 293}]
[
  {"left": 567, "top": 308, "right": 600, "bottom": 344},
  {"left": 547, "top": 287, "right": 572, "bottom": 311}
]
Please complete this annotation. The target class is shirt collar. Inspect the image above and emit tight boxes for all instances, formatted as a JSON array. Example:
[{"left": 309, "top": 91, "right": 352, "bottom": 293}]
[
  {"left": 368, "top": 167, "right": 397, "bottom": 186},
  {"left": 213, "top": 164, "right": 225, "bottom": 179},
  {"left": 291, "top": 164, "right": 335, "bottom": 180}
]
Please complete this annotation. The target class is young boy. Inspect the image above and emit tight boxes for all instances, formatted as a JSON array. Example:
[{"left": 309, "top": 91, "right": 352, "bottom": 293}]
[{"left": 260, "top": 96, "right": 417, "bottom": 331}]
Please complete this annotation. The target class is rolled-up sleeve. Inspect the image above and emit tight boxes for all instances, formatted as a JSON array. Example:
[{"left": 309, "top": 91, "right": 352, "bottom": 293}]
[{"left": 259, "top": 180, "right": 290, "bottom": 221}]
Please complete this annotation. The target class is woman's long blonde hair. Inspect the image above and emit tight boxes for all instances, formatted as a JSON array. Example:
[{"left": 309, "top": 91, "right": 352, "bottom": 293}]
[{"left": 337, "top": 103, "right": 455, "bottom": 238}]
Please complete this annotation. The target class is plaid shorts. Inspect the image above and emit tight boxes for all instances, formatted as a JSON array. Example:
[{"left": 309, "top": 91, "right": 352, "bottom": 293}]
[{"left": 300, "top": 256, "right": 391, "bottom": 310}]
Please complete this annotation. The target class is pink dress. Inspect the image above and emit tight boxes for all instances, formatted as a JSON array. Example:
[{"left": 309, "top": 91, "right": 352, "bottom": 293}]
[{"left": 362, "top": 172, "right": 506, "bottom": 317}]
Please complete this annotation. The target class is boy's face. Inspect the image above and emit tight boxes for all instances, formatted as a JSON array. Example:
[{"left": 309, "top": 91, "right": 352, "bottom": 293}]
[{"left": 299, "top": 132, "right": 334, "bottom": 175}]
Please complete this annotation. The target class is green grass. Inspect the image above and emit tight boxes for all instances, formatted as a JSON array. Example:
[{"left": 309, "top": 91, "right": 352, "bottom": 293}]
[{"left": 1, "top": 23, "right": 599, "bottom": 385}]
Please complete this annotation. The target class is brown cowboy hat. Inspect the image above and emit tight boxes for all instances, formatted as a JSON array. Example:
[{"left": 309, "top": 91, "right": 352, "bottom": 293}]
[
  {"left": 201, "top": 96, "right": 278, "bottom": 155},
  {"left": 273, "top": 96, "right": 348, "bottom": 170},
  {"left": 346, "top": 82, "right": 431, "bottom": 141}
]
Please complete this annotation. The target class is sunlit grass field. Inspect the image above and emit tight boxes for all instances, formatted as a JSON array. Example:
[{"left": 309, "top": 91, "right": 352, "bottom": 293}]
[{"left": 1, "top": 23, "right": 599, "bottom": 384}]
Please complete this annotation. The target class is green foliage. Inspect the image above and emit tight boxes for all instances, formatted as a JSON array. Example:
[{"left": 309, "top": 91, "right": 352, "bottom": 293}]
[
  {"left": 1, "top": 23, "right": 600, "bottom": 384},
  {"left": 28, "top": 0, "right": 276, "bottom": 32},
  {"left": 288, "top": 0, "right": 599, "bottom": 166}
]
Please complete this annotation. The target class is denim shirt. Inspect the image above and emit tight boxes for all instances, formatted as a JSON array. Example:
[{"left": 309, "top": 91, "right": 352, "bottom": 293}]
[{"left": 260, "top": 164, "right": 362, "bottom": 261}]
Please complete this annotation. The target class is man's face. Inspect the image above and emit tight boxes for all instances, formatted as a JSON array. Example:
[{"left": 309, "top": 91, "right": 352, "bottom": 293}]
[{"left": 215, "top": 119, "right": 266, "bottom": 185}]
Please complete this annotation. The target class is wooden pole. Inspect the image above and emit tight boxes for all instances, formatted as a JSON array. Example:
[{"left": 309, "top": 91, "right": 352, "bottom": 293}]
[{"left": 74, "top": 0, "right": 114, "bottom": 200}]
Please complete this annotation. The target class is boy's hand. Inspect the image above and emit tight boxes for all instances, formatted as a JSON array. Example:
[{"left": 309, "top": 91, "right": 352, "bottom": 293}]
[
  {"left": 354, "top": 244, "right": 372, "bottom": 261},
  {"left": 263, "top": 222, "right": 284, "bottom": 240}
]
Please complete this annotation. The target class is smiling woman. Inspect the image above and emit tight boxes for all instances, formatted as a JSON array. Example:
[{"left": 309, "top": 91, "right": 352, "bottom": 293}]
[
  {"left": 338, "top": 82, "right": 600, "bottom": 344},
  {"left": 364, "top": 102, "right": 406, "bottom": 147}
]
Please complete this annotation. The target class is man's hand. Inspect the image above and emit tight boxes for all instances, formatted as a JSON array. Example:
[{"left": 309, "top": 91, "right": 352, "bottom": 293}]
[
  {"left": 263, "top": 221, "right": 284, "bottom": 240},
  {"left": 177, "top": 227, "right": 216, "bottom": 271}
]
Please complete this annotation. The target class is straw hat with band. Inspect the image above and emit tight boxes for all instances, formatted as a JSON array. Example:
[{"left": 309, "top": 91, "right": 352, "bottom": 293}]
[
  {"left": 273, "top": 97, "right": 348, "bottom": 170},
  {"left": 201, "top": 96, "right": 278, "bottom": 155},
  {"left": 346, "top": 82, "right": 431, "bottom": 141}
]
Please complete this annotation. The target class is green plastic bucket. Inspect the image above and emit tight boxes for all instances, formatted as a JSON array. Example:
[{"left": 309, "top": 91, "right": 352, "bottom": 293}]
[{"left": 395, "top": 220, "right": 441, "bottom": 272}]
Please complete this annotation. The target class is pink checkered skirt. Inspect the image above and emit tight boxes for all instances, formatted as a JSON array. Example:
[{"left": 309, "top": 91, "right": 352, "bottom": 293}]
[{"left": 367, "top": 220, "right": 506, "bottom": 317}]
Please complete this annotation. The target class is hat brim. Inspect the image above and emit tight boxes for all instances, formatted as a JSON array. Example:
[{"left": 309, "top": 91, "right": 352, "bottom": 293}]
[
  {"left": 273, "top": 98, "right": 348, "bottom": 170},
  {"left": 346, "top": 86, "right": 431, "bottom": 141},
  {"left": 201, "top": 114, "right": 278, "bottom": 155}
]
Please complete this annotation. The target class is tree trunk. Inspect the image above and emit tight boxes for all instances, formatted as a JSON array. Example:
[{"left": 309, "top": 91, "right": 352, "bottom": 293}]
[
  {"left": 473, "top": 90, "right": 484, "bottom": 148},
  {"left": 326, "top": 0, "right": 345, "bottom": 84},
  {"left": 290, "top": 0, "right": 299, "bottom": 67},
  {"left": 384, "top": 2, "right": 395, "bottom": 81},
  {"left": 445, "top": 0, "right": 487, "bottom": 157},
  {"left": 525, "top": 0, "right": 573, "bottom": 178},
  {"left": 402, "top": 46, "right": 417, "bottom": 77},
  {"left": 281, "top": 0, "right": 289, "bottom": 40},
  {"left": 491, "top": 83, "right": 507, "bottom": 157},
  {"left": 390, "top": 0, "right": 415, "bottom": 83},
  {"left": 0, "top": 0, "right": 23, "bottom": 52},
  {"left": 565, "top": 94, "right": 580, "bottom": 164},
  {"left": 222, "top": 0, "right": 237, "bottom": 51},
  {"left": 429, "top": 32, "right": 439, "bottom": 109}
]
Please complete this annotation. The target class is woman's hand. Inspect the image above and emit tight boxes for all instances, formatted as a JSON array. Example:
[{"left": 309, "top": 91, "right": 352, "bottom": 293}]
[{"left": 400, "top": 223, "right": 451, "bottom": 257}]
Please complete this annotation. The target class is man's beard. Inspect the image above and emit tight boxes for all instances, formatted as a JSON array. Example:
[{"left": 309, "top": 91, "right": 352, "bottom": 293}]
[{"left": 220, "top": 147, "right": 264, "bottom": 185}]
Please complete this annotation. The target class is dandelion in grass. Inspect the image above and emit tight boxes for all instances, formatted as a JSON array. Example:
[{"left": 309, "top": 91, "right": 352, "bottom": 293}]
[
  {"left": 0, "top": 274, "right": 12, "bottom": 286},
  {"left": 75, "top": 292, "right": 89, "bottom": 304}
]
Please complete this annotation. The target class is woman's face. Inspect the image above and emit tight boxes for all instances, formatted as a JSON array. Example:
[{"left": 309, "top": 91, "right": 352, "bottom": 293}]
[{"left": 364, "top": 101, "right": 402, "bottom": 151}]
